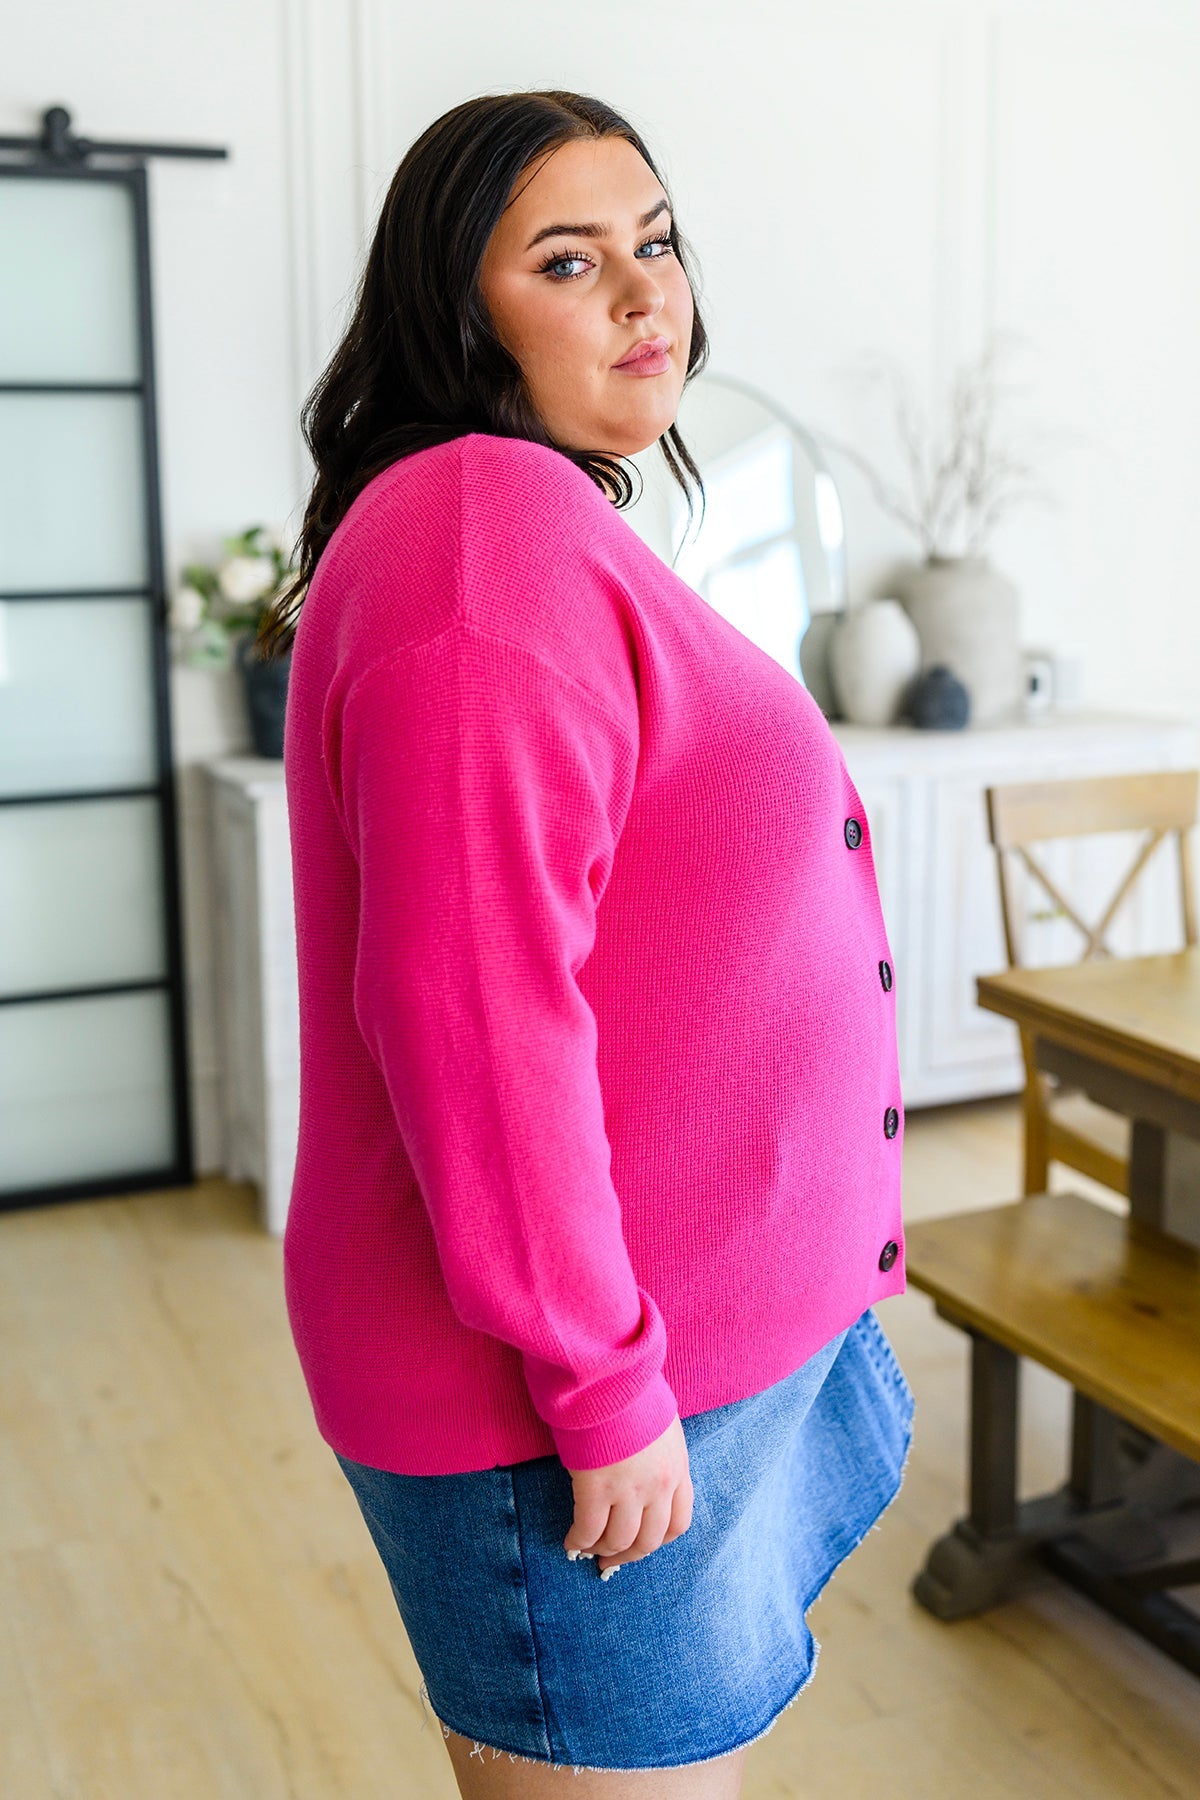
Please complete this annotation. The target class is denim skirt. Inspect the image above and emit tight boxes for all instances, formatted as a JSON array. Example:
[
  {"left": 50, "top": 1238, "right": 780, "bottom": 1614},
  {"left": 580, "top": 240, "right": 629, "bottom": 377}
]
[{"left": 333, "top": 1305, "right": 914, "bottom": 1773}]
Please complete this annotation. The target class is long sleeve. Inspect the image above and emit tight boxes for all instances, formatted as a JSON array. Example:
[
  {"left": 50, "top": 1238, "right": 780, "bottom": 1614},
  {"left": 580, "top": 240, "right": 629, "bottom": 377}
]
[{"left": 330, "top": 616, "right": 678, "bottom": 1470}]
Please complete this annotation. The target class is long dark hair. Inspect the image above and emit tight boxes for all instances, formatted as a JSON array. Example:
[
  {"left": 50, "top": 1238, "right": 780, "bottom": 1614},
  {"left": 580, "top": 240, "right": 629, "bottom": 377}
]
[{"left": 256, "top": 89, "right": 710, "bottom": 660}]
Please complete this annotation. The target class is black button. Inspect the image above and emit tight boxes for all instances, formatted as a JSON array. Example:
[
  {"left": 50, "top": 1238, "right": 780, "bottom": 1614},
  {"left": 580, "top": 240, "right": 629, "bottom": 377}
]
[
  {"left": 884, "top": 1106, "right": 899, "bottom": 1138},
  {"left": 878, "top": 1240, "right": 899, "bottom": 1272},
  {"left": 844, "top": 817, "right": 863, "bottom": 849},
  {"left": 879, "top": 959, "right": 893, "bottom": 992}
]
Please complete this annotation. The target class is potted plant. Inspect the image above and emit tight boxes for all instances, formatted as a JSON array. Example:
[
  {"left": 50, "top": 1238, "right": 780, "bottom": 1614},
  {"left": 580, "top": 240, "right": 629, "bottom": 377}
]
[
  {"left": 815, "top": 332, "right": 1057, "bottom": 727},
  {"left": 171, "top": 526, "right": 300, "bottom": 757}
]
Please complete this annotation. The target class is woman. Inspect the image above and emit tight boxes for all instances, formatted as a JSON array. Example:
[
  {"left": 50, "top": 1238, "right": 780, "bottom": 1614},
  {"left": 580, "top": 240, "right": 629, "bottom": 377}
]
[{"left": 263, "top": 90, "right": 915, "bottom": 1797}]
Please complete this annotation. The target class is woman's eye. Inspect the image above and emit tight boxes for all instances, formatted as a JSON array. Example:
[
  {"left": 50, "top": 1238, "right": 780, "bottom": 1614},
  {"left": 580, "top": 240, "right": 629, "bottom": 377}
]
[{"left": 543, "top": 253, "right": 591, "bottom": 281}]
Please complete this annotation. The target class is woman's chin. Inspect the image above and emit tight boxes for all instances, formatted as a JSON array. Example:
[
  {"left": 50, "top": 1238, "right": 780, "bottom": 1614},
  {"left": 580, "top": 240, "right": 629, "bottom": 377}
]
[
  {"left": 550, "top": 397, "right": 679, "bottom": 460},
  {"left": 601, "top": 408, "right": 680, "bottom": 459}
]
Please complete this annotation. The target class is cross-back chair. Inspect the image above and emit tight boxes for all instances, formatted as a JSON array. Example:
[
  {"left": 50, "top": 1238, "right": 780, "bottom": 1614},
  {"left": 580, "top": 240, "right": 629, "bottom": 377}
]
[{"left": 984, "top": 768, "right": 1199, "bottom": 1197}]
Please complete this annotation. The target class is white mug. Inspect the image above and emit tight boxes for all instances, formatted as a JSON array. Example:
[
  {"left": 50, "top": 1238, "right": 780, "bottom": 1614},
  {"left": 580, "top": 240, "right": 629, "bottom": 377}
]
[{"left": 1049, "top": 647, "right": 1085, "bottom": 710}]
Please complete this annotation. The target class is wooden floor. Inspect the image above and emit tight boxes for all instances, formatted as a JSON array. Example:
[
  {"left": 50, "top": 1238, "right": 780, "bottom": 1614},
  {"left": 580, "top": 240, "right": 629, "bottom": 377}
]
[{"left": 3, "top": 1096, "right": 1199, "bottom": 1798}]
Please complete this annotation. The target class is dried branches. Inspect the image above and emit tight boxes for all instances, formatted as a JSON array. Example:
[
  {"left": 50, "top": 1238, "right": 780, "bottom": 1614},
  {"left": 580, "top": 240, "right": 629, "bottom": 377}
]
[{"left": 814, "top": 331, "right": 1058, "bottom": 559}]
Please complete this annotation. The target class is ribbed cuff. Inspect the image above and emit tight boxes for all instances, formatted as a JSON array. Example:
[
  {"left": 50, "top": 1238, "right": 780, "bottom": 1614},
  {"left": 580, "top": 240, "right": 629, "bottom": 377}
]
[{"left": 550, "top": 1369, "right": 680, "bottom": 1471}]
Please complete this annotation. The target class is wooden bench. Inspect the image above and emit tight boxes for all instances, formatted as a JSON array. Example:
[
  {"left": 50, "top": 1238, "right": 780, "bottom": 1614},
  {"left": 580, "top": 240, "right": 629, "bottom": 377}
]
[{"left": 906, "top": 1188, "right": 1200, "bottom": 1672}]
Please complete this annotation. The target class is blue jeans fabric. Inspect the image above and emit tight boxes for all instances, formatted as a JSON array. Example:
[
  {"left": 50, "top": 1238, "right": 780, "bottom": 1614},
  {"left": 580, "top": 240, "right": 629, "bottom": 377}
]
[{"left": 333, "top": 1305, "right": 915, "bottom": 1772}]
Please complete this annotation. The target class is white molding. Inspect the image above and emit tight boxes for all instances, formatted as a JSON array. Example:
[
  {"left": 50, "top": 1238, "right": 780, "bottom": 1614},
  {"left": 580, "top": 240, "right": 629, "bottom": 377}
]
[
  {"left": 278, "top": 0, "right": 365, "bottom": 478},
  {"left": 349, "top": 0, "right": 385, "bottom": 239},
  {"left": 279, "top": 0, "right": 320, "bottom": 498},
  {"left": 927, "top": 8, "right": 998, "bottom": 408}
]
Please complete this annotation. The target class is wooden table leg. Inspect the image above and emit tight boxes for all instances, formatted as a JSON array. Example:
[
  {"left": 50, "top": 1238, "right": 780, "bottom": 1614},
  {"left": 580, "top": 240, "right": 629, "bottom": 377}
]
[
  {"left": 1130, "top": 1117, "right": 1200, "bottom": 1245},
  {"left": 909, "top": 1311, "right": 1200, "bottom": 1625},
  {"left": 1069, "top": 1393, "right": 1127, "bottom": 1509},
  {"left": 914, "top": 1328, "right": 1067, "bottom": 1620},
  {"left": 1129, "top": 1115, "right": 1167, "bottom": 1226},
  {"left": 1034, "top": 1035, "right": 1200, "bottom": 1248},
  {"left": 968, "top": 1331, "right": 1018, "bottom": 1536}
]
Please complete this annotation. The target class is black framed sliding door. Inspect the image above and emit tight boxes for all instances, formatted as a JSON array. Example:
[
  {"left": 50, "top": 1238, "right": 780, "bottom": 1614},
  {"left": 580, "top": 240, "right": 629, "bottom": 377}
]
[{"left": 0, "top": 156, "right": 194, "bottom": 1207}]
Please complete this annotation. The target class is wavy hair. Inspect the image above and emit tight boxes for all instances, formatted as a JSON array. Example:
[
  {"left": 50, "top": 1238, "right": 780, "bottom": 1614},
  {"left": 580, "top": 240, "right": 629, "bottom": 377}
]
[{"left": 256, "top": 89, "right": 709, "bottom": 660}]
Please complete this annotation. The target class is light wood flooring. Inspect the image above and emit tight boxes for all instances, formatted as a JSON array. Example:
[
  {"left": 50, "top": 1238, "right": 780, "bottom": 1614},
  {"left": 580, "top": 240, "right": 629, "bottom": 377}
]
[{"left": 2, "top": 1095, "right": 1199, "bottom": 1797}]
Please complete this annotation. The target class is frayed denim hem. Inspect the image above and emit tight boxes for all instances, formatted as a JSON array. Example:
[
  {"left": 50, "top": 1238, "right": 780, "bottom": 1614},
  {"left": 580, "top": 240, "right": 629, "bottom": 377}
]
[{"left": 420, "top": 1660, "right": 819, "bottom": 1777}]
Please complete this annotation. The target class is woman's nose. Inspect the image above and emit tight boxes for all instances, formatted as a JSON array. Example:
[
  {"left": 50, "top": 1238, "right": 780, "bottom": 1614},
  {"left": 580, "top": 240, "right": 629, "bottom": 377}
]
[{"left": 614, "top": 268, "right": 666, "bottom": 319}]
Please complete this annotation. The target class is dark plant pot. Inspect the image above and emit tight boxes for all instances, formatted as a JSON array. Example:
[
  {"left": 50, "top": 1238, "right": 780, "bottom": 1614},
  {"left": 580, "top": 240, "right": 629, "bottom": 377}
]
[
  {"left": 907, "top": 663, "right": 970, "bottom": 730},
  {"left": 236, "top": 634, "right": 291, "bottom": 758}
]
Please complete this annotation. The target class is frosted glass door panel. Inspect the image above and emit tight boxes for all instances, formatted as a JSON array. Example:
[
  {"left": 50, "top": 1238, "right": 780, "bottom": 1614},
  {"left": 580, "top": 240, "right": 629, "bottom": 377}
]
[
  {"left": 0, "top": 177, "right": 139, "bottom": 383},
  {"left": 0, "top": 797, "right": 166, "bottom": 993},
  {"left": 0, "top": 160, "right": 190, "bottom": 1201},
  {"left": 0, "top": 991, "right": 175, "bottom": 1187},
  {"left": 0, "top": 394, "right": 147, "bottom": 592},
  {"left": 0, "top": 598, "right": 157, "bottom": 793}
]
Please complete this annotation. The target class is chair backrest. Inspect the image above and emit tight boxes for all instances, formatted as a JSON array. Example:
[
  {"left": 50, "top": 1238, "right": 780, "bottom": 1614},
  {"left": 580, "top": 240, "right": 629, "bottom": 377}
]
[{"left": 984, "top": 770, "right": 1199, "bottom": 967}]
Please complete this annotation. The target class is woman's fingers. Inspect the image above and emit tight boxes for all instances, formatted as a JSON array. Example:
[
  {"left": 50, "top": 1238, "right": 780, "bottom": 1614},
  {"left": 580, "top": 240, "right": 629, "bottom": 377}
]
[
  {"left": 590, "top": 1494, "right": 644, "bottom": 1558},
  {"left": 595, "top": 1487, "right": 678, "bottom": 1571},
  {"left": 563, "top": 1494, "right": 612, "bottom": 1558},
  {"left": 561, "top": 1415, "right": 693, "bottom": 1572},
  {"left": 664, "top": 1471, "right": 695, "bottom": 1542}
]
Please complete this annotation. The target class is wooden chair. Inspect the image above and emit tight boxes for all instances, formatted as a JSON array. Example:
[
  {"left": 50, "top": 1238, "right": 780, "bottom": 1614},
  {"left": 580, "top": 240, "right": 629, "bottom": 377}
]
[{"left": 985, "top": 769, "right": 1199, "bottom": 1196}]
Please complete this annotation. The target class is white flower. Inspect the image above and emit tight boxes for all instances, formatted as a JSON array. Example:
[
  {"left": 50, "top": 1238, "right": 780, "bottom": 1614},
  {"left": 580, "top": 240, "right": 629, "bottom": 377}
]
[
  {"left": 171, "top": 583, "right": 207, "bottom": 632},
  {"left": 217, "top": 554, "right": 278, "bottom": 604}
]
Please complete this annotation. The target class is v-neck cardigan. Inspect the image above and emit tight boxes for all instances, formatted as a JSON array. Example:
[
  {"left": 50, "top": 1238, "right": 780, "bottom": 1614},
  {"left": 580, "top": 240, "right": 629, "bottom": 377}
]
[{"left": 280, "top": 430, "right": 906, "bottom": 1475}]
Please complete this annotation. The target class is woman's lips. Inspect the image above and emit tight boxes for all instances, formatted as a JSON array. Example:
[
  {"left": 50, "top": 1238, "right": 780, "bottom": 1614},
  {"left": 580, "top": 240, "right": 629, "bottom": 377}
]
[{"left": 613, "top": 335, "right": 671, "bottom": 376}]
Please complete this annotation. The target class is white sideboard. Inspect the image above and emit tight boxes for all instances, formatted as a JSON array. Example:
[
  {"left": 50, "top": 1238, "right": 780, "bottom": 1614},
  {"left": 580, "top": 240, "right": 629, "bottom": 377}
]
[
  {"left": 206, "top": 758, "right": 301, "bottom": 1236},
  {"left": 204, "top": 708, "right": 1200, "bottom": 1235}
]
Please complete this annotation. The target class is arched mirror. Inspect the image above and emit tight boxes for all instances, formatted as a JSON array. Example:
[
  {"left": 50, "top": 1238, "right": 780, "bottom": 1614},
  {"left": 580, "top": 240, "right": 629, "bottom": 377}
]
[{"left": 622, "top": 371, "right": 848, "bottom": 691}]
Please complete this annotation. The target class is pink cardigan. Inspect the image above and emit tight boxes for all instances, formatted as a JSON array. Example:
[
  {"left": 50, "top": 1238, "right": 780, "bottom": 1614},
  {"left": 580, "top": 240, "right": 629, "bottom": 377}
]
[{"left": 282, "top": 432, "right": 906, "bottom": 1476}]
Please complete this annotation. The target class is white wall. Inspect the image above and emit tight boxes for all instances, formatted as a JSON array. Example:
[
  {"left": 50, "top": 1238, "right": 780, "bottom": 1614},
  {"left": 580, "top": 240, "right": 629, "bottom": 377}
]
[{"left": 6, "top": 0, "right": 1200, "bottom": 1170}]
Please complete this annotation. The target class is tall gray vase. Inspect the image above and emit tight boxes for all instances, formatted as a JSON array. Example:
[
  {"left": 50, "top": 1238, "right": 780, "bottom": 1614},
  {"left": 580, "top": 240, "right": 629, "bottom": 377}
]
[{"left": 892, "top": 555, "right": 1022, "bottom": 727}]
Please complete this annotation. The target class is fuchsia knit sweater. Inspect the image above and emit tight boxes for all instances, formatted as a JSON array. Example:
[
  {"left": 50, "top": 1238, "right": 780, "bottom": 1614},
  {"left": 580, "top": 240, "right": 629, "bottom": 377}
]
[{"left": 281, "top": 431, "right": 906, "bottom": 1476}]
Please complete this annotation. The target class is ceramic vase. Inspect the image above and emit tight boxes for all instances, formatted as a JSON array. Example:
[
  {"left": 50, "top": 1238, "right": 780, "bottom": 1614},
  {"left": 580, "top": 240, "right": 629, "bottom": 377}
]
[
  {"left": 827, "top": 598, "right": 921, "bottom": 727},
  {"left": 798, "top": 612, "right": 842, "bottom": 718},
  {"left": 892, "top": 555, "right": 1022, "bottom": 727}
]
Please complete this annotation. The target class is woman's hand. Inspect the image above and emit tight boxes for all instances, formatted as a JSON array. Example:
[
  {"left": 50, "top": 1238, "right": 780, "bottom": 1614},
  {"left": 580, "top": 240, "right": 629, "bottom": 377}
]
[{"left": 563, "top": 1414, "right": 693, "bottom": 1576}]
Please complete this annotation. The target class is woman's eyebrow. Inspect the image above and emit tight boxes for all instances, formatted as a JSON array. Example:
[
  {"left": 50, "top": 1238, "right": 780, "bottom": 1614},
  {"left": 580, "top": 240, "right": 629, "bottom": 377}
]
[{"left": 523, "top": 197, "right": 670, "bottom": 252}]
